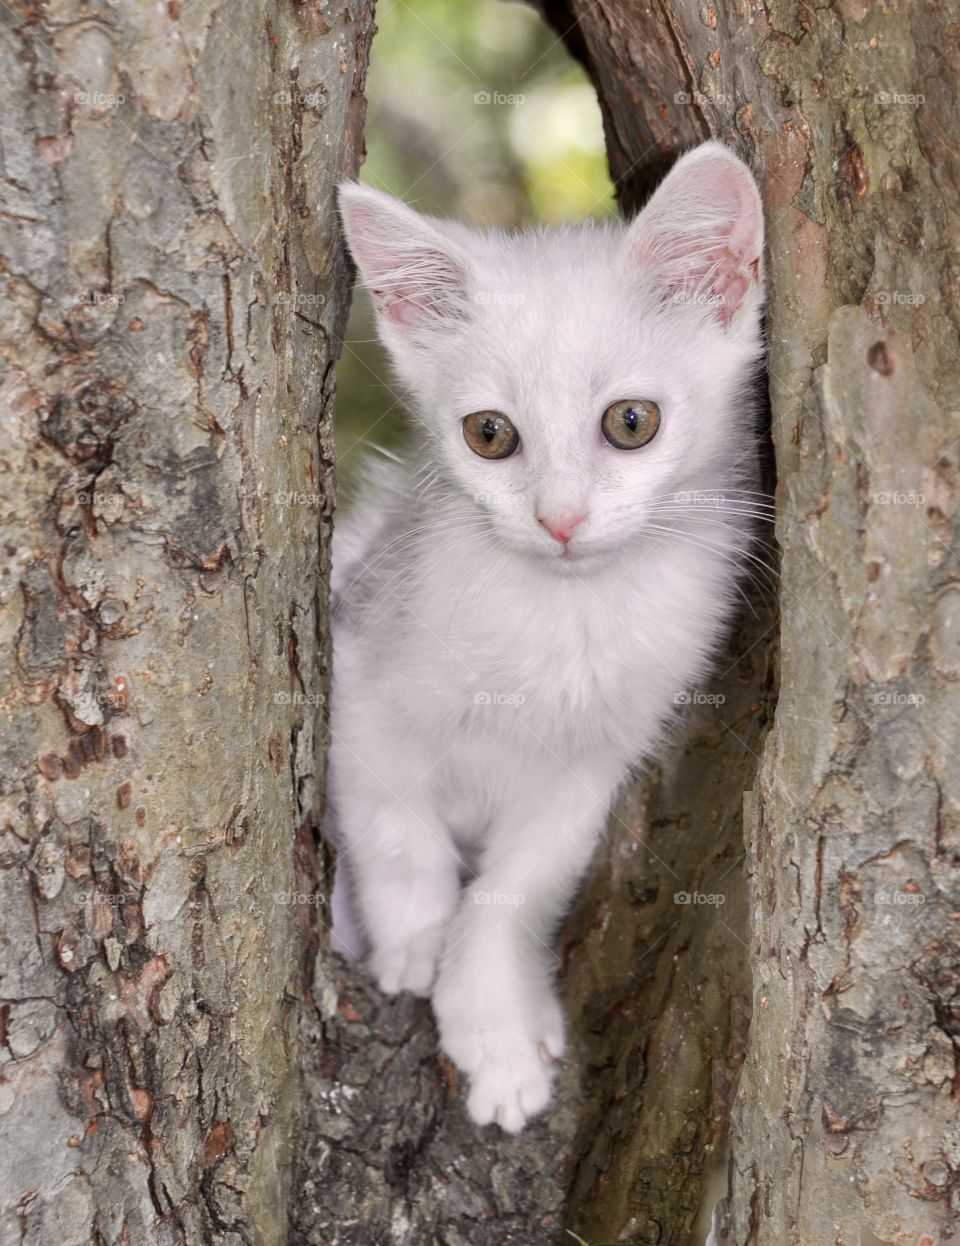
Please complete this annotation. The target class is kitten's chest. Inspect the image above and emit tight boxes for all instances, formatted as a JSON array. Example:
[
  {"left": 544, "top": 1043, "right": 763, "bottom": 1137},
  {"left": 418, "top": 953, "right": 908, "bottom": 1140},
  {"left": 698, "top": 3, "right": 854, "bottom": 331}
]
[{"left": 407, "top": 556, "right": 696, "bottom": 751}]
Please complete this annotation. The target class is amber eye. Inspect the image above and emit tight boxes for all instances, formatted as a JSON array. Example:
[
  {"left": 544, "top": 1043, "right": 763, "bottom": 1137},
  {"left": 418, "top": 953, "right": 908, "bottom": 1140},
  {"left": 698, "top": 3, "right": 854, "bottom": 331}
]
[
  {"left": 462, "top": 410, "right": 520, "bottom": 459},
  {"left": 601, "top": 399, "right": 661, "bottom": 450}
]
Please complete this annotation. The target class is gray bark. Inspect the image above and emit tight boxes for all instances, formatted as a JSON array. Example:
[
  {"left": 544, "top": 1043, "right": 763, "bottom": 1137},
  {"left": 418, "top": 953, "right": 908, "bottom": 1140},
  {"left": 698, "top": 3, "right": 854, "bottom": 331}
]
[
  {"left": 539, "top": 2, "right": 960, "bottom": 1244},
  {"left": 0, "top": 3, "right": 372, "bottom": 1244}
]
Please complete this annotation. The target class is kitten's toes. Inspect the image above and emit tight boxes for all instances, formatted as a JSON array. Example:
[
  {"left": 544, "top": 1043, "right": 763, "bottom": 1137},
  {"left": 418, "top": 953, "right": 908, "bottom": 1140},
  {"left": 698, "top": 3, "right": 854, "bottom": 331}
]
[
  {"left": 370, "top": 923, "right": 446, "bottom": 997},
  {"left": 465, "top": 1047, "right": 556, "bottom": 1133}
]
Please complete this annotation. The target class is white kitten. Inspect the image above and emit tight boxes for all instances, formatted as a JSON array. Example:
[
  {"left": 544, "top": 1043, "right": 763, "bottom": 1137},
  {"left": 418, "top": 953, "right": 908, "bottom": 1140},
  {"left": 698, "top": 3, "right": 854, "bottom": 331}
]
[{"left": 328, "top": 142, "right": 766, "bottom": 1132}]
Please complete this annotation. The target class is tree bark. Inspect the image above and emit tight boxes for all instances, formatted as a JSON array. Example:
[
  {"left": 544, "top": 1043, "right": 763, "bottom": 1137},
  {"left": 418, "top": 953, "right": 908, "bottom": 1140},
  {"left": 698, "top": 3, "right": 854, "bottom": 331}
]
[
  {"left": 538, "top": 2, "right": 960, "bottom": 1244},
  {"left": 0, "top": 4, "right": 372, "bottom": 1244}
]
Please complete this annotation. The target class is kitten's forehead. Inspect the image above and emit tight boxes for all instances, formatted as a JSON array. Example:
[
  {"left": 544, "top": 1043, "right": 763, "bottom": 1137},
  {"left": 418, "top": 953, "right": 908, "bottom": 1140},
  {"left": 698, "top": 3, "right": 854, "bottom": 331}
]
[
  {"left": 460, "top": 226, "right": 677, "bottom": 408},
  {"left": 473, "top": 223, "right": 625, "bottom": 308}
]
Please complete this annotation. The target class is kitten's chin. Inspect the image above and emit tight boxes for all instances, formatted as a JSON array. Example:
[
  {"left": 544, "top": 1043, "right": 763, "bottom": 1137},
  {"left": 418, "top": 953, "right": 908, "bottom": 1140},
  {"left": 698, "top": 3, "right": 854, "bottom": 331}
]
[
  {"left": 513, "top": 540, "right": 620, "bottom": 576},
  {"left": 488, "top": 524, "right": 627, "bottom": 573}
]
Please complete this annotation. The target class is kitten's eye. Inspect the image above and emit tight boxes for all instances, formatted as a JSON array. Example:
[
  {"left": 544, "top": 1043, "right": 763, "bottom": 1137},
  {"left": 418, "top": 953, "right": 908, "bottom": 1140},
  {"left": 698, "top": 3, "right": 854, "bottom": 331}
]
[
  {"left": 601, "top": 399, "right": 661, "bottom": 450},
  {"left": 462, "top": 410, "right": 520, "bottom": 460}
]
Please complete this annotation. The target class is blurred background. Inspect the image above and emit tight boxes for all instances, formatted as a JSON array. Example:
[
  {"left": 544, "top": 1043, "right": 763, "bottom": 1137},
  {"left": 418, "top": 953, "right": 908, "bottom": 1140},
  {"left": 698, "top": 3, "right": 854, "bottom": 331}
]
[{"left": 335, "top": 0, "right": 614, "bottom": 495}]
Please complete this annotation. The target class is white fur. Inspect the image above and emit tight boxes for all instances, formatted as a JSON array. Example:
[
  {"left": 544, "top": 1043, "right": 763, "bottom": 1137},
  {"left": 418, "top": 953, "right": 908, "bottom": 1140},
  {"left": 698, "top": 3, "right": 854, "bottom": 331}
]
[{"left": 329, "top": 142, "right": 766, "bottom": 1132}]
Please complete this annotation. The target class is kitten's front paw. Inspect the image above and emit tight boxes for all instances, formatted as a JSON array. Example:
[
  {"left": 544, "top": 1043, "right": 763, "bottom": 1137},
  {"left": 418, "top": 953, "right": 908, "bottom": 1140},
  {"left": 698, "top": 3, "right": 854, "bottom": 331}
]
[
  {"left": 465, "top": 1037, "right": 559, "bottom": 1133},
  {"left": 370, "top": 922, "right": 446, "bottom": 997},
  {"left": 437, "top": 992, "right": 566, "bottom": 1132}
]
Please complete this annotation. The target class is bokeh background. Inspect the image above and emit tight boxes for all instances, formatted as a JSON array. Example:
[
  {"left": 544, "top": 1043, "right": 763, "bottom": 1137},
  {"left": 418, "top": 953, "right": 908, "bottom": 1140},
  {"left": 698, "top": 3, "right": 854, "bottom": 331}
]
[{"left": 334, "top": 0, "right": 614, "bottom": 495}]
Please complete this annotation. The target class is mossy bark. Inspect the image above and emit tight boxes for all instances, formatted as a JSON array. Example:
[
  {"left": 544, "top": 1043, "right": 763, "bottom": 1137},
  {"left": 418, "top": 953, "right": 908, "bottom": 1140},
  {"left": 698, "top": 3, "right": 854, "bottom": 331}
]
[{"left": 0, "top": 3, "right": 372, "bottom": 1243}]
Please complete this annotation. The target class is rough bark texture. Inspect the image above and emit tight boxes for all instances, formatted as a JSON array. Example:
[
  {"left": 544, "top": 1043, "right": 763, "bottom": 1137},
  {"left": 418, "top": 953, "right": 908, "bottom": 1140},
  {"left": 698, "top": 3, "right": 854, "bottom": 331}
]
[
  {"left": 0, "top": 3, "right": 372, "bottom": 1244},
  {"left": 540, "top": 2, "right": 960, "bottom": 1244},
  {"left": 292, "top": 941, "right": 582, "bottom": 1245}
]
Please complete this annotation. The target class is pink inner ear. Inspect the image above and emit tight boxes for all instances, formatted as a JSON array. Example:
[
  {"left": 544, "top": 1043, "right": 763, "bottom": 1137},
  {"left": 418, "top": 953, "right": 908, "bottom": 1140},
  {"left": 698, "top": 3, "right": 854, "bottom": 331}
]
[
  {"left": 713, "top": 265, "right": 749, "bottom": 325},
  {"left": 347, "top": 218, "right": 435, "bottom": 325},
  {"left": 379, "top": 297, "right": 406, "bottom": 323},
  {"left": 362, "top": 247, "right": 467, "bottom": 328},
  {"left": 341, "top": 194, "right": 468, "bottom": 331},
  {"left": 372, "top": 285, "right": 434, "bottom": 326},
  {"left": 379, "top": 296, "right": 409, "bottom": 325},
  {"left": 681, "top": 180, "right": 760, "bottom": 320},
  {"left": 633, "top": 156, "right": 763, "bottom": 324},
  {"left": 711, "top": 193, "right": 759, "bottom": 323}
]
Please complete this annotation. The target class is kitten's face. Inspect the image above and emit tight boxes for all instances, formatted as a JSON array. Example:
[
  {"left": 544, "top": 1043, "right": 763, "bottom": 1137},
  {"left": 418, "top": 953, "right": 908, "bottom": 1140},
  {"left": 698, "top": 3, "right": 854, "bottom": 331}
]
[{"left": 339, "top": 143, "right": 765, "bottom": 571}]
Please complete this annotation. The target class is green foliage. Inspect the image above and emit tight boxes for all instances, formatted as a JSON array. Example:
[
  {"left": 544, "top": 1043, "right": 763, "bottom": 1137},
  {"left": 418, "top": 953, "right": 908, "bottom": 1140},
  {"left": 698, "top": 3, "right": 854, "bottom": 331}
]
[{"left": 335, "top": 0, "right": 614, "bottom": 494}]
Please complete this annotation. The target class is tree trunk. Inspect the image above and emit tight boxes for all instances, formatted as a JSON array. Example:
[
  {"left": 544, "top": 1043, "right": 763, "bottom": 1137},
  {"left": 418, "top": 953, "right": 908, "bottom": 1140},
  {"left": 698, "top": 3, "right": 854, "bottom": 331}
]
[
  {"left": 538, "top": 2, "right": 960, "bottom": 1244},
  {"left": 0, "top": 4, "right": 372, "bottom": 1244}
]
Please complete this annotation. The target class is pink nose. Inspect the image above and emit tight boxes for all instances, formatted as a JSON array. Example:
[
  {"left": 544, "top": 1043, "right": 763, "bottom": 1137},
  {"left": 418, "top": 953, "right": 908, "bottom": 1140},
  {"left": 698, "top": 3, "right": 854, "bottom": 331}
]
[{"left": 538, "top": 512, "right": 586, "bottom": 546}]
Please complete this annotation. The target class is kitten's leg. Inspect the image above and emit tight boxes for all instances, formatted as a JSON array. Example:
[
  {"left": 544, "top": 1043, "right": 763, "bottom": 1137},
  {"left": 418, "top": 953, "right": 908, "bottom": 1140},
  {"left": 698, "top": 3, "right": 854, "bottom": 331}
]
[
  {"left": 432, "top": 767, "right": 618, "bottom": 1132},
  {"left": 333, "top": 771, "right": 464, "bottom": 997}
]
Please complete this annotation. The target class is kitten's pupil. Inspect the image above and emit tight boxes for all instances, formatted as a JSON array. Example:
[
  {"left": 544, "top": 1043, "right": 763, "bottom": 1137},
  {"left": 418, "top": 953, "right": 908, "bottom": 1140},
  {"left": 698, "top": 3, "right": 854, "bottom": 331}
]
[
  {"left": 462, "top": 410, "right": 519, "bottom": 459},
  {"left": 601, "top": 398, "right": 660, "bottom": 449}
]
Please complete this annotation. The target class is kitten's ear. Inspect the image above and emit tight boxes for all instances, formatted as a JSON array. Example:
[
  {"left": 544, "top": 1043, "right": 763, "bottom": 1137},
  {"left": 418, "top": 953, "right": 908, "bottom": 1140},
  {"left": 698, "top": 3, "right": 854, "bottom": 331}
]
[
  {"left": 624, "top": 142, "right": 764, "bottom": 325},
  {"left": 337, "top": 183, "right": 471, "bottom": 330}
]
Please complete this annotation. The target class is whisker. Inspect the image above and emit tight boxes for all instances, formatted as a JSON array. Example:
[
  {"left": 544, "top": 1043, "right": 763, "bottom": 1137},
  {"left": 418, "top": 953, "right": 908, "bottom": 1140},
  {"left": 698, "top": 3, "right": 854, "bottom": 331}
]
[{"left": 641, "top": 523, "right": 780, "bottom": 589}]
